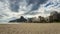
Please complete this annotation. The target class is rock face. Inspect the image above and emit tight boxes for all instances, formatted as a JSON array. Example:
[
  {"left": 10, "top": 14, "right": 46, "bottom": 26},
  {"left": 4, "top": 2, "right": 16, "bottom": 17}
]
[{"left": 9, "top": 16, "right": 27, "bottom": 22}]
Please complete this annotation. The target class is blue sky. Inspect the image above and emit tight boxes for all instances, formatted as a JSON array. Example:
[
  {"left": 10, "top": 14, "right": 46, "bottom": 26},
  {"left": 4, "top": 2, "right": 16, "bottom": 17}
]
[{"left": 0, "top": 0, "right": 60, "bottom": 22}]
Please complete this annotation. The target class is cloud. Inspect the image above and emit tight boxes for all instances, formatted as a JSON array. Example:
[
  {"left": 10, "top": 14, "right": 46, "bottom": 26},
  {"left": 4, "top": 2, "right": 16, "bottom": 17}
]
[
  {"left": 26, "top": 0, "right": 48, "bottom": 11},
  {"left": 9, "top": 0, "right": 48, "bottom": 12},
  {"left": 0, "top": 0, "right": 5, "bottom": 2},
  {"left": 44, "top": 0, "right": 60, "bottom": 12},
  {"left": 0, "top": 0, "right": 60, "bottom": 22},
  {"left": 24, "top": 0, "right": 60, "bottom": 17},
  {"left": 9, "top": 0, "right": 21, "bottom": 12}
]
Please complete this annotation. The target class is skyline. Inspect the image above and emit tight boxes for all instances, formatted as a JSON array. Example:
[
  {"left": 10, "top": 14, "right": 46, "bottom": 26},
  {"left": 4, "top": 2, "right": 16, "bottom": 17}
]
[{"left": 0, "top": 0, "right": 60, "bottom": 22}]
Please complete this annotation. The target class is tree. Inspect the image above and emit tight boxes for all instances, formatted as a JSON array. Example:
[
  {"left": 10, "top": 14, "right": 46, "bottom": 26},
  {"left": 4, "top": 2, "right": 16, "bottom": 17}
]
[
  {"left": 38, "top": 16, "right": 45, "bottom": 23},
  {"left": 27, "top": 18, "right": 33, "bottom": 23}
]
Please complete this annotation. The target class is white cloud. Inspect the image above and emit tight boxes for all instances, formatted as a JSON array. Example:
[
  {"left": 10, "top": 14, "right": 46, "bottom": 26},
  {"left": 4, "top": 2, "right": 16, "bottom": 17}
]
[{"left": 0, "top": 0, "right": 60, "bottom": 22}]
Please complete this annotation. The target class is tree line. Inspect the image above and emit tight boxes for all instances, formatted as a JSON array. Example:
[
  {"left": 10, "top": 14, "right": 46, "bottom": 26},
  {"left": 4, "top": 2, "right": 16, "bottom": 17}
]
[{"left": 9, "top": 11, "right": 60, "bottom": 23}]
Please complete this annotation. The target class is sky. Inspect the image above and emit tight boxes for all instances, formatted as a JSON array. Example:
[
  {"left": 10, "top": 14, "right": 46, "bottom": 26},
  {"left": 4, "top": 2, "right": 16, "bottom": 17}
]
[{"left": 0, "top": 0, "right": 60, "bottom": 22}]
